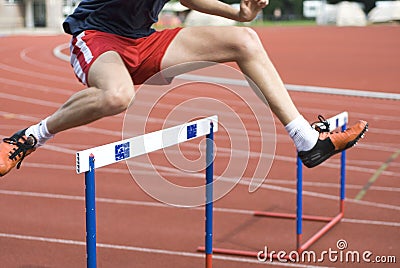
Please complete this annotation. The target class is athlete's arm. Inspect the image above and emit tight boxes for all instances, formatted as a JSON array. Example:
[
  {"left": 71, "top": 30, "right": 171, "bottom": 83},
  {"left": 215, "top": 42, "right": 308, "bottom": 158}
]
[{"left": 179, "top": 0, "right": 268, "bottom": 22}]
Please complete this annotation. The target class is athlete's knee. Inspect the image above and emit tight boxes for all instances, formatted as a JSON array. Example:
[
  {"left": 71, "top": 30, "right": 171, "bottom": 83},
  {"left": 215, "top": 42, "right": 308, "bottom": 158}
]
[
  {"left": 232, "top": 27, "right": 263, "bottom": 59},
  {"left": 103, "top": 84, "right": 135, "bottom": 115}
]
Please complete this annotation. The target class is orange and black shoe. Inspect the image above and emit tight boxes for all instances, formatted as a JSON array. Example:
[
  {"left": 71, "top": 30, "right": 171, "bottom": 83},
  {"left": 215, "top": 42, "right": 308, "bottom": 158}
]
[
  {"left": 0, "top": 129, "right": 37, "bottom": 177},
  {"left": 298, "top": 116, "right": 368, "bottom": 168}
]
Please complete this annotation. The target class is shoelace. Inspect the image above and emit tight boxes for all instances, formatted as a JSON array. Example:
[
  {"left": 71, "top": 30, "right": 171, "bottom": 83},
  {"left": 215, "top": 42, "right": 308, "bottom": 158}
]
[
  {"left": 311, "top": 115, "right": 330, "bottom": 133},
  {"left": 3, "top": 135, "right": 35, "bottom": 169}
]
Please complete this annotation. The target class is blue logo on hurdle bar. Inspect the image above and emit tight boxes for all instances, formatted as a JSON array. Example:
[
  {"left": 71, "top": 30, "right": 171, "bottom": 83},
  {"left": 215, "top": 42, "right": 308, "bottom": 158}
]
[
  {"left": 115, "top": 142, "right": 130, "bottom": 161},
  {"left": 187, "top": 123, "right": 197, "bottom": 139}
]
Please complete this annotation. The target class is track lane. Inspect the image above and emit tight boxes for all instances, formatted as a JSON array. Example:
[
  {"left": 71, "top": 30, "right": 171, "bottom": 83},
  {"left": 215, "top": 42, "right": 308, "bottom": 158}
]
[{"left": 0, "top": 26, "right": 399, "bottom": 267}]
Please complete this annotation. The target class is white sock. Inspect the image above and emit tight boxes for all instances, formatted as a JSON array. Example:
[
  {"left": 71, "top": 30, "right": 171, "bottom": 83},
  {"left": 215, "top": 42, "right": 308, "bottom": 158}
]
[
  {"left": 25, "top": 117, "right": 54, "bottom": 147},
  {"left": 285, "top": 115, "right": 319, "bottom": 152}
]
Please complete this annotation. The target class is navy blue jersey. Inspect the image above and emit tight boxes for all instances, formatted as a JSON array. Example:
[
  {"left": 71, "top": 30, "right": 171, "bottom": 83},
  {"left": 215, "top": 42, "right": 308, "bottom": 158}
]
[{"left": 63, "top": 0, "right": 170, "bottom": 38}]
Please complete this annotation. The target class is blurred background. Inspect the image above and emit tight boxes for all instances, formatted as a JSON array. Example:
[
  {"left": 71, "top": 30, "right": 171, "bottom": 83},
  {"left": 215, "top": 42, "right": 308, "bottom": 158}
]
[{"left": 0, "top": 0, "right": 399, "bottom": 32}]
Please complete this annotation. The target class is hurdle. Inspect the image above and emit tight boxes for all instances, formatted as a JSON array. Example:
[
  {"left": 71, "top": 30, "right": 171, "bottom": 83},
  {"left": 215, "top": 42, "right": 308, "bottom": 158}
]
[
  {"left": 200, "top": 112, "right": 348, "bottom": 259},
  {"left": 76, "top": 115, "right": 218, "bottom": 268}
]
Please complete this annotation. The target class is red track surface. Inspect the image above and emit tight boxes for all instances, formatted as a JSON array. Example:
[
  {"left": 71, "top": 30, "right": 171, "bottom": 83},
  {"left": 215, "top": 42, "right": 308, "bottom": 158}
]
[{"left": 0, "top": 26, "right": 399, "bottom": 267}]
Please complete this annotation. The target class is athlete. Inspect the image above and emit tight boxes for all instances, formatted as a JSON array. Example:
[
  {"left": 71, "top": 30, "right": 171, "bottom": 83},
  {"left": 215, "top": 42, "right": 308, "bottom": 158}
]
[{"left": 0, "top": 0, "right": 368, "bottom": 176}]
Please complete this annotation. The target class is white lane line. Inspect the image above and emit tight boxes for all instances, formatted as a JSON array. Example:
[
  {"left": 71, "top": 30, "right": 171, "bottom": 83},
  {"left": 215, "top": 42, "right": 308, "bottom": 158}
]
[
  {"left": 21, "top": 161, "right": 400, "bottom": 194},
  {"left": 21, "top": 158, "right": 400, "bottom": 211},
  {"left": 0, "top": 84, "right": 275, "bottom": 129},
  {"left": 300, "top": 106, "right": 400, "bottom": 123},
  {"left": 266, "top": 179, "right": 400, "bottom": 192},
  {"left": 2, "top": 73, "right": 400, "bottom": 123},
  {"left": 285, "top": 83, "right": 400, "bottom": 100},
  {"left": 2, "top": 63, "right": 400, "bottom": 130},
  {"left": 0, "top": 92, "right": 61, "bottom": 108},
  {"left": 0, "top": 62, "right": 74, "bottom": 84},
  {"left": 0, "top": 77, "right": 76, "bottom": 96},
  {"left": 53, "top": 43, "right": 400, "bottom": 100},
  {"left": 1, "top": 189, "right": 399, "bottom": 227},
  {"left": 178, "top": 74, "right": 400, "bottom": 101},
  {"left": 1, "top": 109, "right": 398, "bottom": 162},
  {"left": 53, "top": 43, "right": 70, "bottom": 62},
  {"left": 20, "top": 47, "right": 69, "bottom": 72},
  {"left": 2, "top": 110, "right": 399, "bottom": 179},
  {"left": 19, "top": 156, "right": 400, "bottom": 192},
  {"left": 0, "top": 111, "right": 122, "bottom": 137},
  {"left": 0, "top": 74, "right": 400, "bottom": 135},
  {"left": 28, "top": 157, "right": 400, "bottom": 210},
  {"left": 5, "top": 103, "right": 399, "bottom": 167},
  {"left": 0, "top": 232, "right": 325, "bottom": 267},
  {"left": 19, "top": 117, "right": 396, "bottom": 179}
]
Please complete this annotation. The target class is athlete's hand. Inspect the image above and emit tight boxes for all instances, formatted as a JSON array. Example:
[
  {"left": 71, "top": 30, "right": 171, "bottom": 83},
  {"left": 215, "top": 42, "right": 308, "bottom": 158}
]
[{"left": 238, "top": 0, "right": 268, "bottom": 22}]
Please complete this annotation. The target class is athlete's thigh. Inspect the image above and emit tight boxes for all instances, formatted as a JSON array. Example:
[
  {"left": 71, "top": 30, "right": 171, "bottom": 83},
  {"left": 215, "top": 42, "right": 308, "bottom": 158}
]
[
  {"left": 88, "top": 51, "right": 134, "bottom": 91},
  {"left": 161, "top": 26, "right": 251, "bottom": 71}
]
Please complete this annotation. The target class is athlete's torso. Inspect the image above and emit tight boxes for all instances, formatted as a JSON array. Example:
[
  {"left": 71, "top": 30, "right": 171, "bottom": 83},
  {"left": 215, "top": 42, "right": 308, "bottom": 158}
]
[{"left": 63, "top": 0, "right": 170, "bottom": 38}]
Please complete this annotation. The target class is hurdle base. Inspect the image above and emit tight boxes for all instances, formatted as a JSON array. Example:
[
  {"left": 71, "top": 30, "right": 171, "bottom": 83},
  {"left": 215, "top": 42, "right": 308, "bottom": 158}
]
[
  {"left": 198, "top": 211, "right": 344, "bottom": 259},
  {"left": 254, "top": 211, "right": 333, "bottom": 222}
]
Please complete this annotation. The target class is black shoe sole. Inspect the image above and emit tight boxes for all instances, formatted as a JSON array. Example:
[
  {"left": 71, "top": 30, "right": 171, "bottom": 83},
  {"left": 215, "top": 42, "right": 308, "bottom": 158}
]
[{"left": 299, "top": 123, "right": 368, "bottom": 168}]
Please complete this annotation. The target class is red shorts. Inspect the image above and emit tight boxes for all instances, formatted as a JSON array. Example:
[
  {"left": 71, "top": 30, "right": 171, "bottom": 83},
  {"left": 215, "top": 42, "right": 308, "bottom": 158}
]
[{"left": 69, "top": 28, "right": 182, "bottom": 86}]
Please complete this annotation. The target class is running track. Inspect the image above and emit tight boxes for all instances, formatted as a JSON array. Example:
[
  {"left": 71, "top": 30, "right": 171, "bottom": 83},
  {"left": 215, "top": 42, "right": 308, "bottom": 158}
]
[{"left": 0, "top": 26, "right": 399, "bottom": 267}]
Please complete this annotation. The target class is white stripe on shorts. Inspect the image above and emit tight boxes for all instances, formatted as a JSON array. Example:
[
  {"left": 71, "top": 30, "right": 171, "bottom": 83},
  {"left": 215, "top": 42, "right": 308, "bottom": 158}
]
[{"left": 70, "top": 32, "right": 93, "bottom": 85}]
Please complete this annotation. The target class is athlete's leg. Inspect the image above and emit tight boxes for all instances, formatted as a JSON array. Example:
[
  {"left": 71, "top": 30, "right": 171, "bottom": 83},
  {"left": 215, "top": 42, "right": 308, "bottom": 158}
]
[
  {"left": 0, "top": 51, "right": 135, "bottom": 176},
  {"left": 161, "top": 26, "right": 299, "bottom": 125},
  {"left": 160, "top": 26, "right": 368, "bottom": 168},
  {"left": 47, "top": 51, "right": 135, "bottom": 134}
]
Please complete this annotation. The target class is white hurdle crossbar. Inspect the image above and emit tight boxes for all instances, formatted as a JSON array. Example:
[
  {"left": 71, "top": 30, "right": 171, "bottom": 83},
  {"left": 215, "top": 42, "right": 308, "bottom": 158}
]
[{"left": 76, "top": 115, "right": 218, "bottom": 174}]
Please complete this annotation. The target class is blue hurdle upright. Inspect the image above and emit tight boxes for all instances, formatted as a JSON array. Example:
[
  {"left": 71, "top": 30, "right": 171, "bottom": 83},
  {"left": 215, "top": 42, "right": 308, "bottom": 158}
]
[
  {"left": 76, "top": 115, "right": 218, "bottom": 268},
  {"left": 208, "top": 112, "right": 348, "bottom": 259}
]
